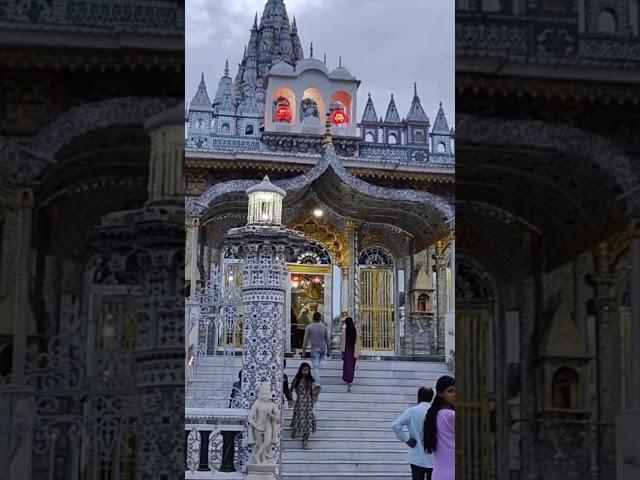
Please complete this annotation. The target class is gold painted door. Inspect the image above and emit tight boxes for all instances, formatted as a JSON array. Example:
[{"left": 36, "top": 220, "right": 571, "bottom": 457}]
[
  {"left": 359, "top": 267, "right": 394, "bottom": 351},
  {"left": 457, "top": 308, "right": 492, "bottom": 480}
]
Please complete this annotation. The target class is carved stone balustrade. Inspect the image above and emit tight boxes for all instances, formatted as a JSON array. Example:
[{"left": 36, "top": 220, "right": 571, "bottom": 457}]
[{"left": 185, "top": 408, "right": 248, "bottom": 479}]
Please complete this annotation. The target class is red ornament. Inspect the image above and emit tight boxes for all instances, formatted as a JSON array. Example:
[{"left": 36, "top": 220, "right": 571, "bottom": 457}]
[
  {"left": 275, "top": 103, "right": 292, "bottom": 122},
  {"left": 331, "top": 109, "right": 349, "bottom": 125}
]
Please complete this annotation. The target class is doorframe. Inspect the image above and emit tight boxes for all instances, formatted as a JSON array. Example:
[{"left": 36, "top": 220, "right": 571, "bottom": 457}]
[
  {"left": 285, "top": 264, "right": 333, "bottom": 354},
  {"left": 358, "top": 264, "right": 396, "bottom": 356}
]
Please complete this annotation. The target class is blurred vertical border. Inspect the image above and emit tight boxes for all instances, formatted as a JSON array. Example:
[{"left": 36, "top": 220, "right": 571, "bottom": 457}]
[
  {"left": 0, "top": 1, "right": 184, "bottom": 479},
  {"left": 455, "top": 1, "right": 640, "bottom": 480}
]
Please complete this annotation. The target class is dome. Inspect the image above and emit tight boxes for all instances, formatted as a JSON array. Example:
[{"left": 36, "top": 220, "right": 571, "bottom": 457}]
[
  {"left": 269, "top": 61, "right": 295, "bottom": 76},
  {"left": 330, "top": 66, "right": 354, "bottom": 80},
  {"left": 295, "top": 58, "right": 330, "bottom": 76}
]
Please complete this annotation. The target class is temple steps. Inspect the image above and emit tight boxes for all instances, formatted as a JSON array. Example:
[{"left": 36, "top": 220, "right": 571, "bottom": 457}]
[
  {"left": 280, "top": 358, "right": 449, "bottom": 480},
  {"left": 188, "top": 355, "right": 450, "bottom": 479}
]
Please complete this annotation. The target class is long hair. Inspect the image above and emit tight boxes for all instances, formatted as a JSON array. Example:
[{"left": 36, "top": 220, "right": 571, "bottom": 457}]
[
  {"left": 424, "top": 375, "right": 455, "bottom": 453},
  {"left": 344, "top": 317, "right": 357, "bottom": 348},
  {"left": 423, "top": 395, "right": 445, "bottom": 453},
  {"left": 291, "top": 362, "right": 315, "bottom": 391}
]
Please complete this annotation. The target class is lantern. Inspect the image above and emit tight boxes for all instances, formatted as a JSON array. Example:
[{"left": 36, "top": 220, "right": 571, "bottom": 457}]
[
  {"left": 331, "top": 109, "right": 349, "bottom": 125},
  {"left": 275, "top": 99, "right": 292, "bottom": 123},
  {"left": 246, "top": 176, "right": 286, "bottom": 225}
]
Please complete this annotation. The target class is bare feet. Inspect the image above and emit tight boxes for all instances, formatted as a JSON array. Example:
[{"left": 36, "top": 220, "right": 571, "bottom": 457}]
[
  {"left": 347, "top": 383, "right": 352, "bottom": 392},
  {"left": 303, "top": 440, "right": 311, "bottom": 450}
]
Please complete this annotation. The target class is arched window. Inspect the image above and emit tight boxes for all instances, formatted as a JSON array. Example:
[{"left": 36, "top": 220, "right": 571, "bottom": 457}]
[
  {"left": 417, "top": 293, "right": 430, "bottom": 312},
  {"left": 365, "top": 132, "right": 375, "bottom": 143},
  {"left": 551, "top": 367, "right": 579, "bottom": 409},
  {"left": 437, "top": 142, "right": 446, "bottom": 153},
  {"left": 245, "top": 124, "right": 254, "bottom": 135},
  {"left": 388, "top": 133, "right": 397, "bottom": 145},
  {"left": 221, "top": 123, "right": 230, "bottom": 134},
  {"left": 414, "top": 130, "right": 424, "bottom": 143},
  {"left": 358, "top": 246, "right": 394, "bottom": 266},
  {"left": 598, "top": 8, "right": 617, "bottom": 33},
  {"left": 296, "top": 242, "right": 332, "bottom": 265}
]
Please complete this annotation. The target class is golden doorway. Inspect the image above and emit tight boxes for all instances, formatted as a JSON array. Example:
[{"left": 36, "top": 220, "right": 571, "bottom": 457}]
[{"left": 359, "top": 267, "right": 394, "bottom": 351}]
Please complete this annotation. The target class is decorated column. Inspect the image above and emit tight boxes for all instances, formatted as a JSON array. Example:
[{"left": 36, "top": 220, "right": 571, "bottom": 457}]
[
  {"left": 589, "top": 243, "right": 619, "bottom": 480},
  {"left": 223, "top": 176, "right": 306, "bottom": 476},
  {"left": 91, "top": 102, "right": 186, "bottom": 479},
  {"left": 346, "top": 219, "right": 361, "bottom": 325},
  {"left": 434, "top": 240, "right": 447, "bottom": 355}
]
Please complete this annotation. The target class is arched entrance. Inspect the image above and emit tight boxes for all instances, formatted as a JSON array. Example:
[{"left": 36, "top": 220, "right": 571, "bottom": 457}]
[
  {"left": 358, "top": 246, "right": 396, "bottom": 353},
  {"left": 287, "top": 241, "right": 335, "bottom": 353}
]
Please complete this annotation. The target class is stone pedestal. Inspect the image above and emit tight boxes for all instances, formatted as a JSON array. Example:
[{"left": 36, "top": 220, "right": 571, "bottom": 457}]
[
  {"left": 246, "top": 463, "right": 277, "bottom": 480},
  {"left": 616, "top": 411, "right": 640, "bottom": 480}
]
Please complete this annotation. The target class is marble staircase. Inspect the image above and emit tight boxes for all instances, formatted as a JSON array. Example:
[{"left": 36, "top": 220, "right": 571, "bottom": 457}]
[
  {"left": 186, "top": 356, "right": 450, "bottom": 479},
  {"left": 281, "top": 358, "right": 450, "bottom": 480}
]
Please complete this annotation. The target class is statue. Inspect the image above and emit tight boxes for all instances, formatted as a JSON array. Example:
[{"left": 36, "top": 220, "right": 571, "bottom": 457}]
[
  {"left": 247, "top": 383, "right": 279, "bottom": 465},
  {"left": 301, "top": 98, "right": 318, "bottom": 119}
]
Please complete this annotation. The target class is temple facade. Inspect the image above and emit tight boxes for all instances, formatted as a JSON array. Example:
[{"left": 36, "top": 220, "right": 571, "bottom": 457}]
[
  {"left": 185, "top": 0, "right": 455, "bottom": 364},
  {"left": 184, "top": 1, "right": 455, "bottom": 477}
]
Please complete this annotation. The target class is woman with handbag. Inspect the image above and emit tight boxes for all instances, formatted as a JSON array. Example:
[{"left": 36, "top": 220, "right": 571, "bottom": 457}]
[{"left": 341, "top": 317, "right": 360, "bottom": 392}]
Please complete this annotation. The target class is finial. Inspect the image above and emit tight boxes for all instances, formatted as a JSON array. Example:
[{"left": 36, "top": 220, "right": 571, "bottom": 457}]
[
  {"left": 292, "top": 15, "right": 297, "bottom": 28},
  {"left": 324, "top": 53, "right": 327, "bottom": 64},
  {"left": 253, "top": 12, "right": 258, "bottom": 28},
  {"left": 368, "top": 92, "right": 371, "bottom": 98},
  {"left": 200, "top": 72, "right": 204, "bottom": 82},
  {"left": 390, "top": 93, "right": 394, "bottom": 100},
  {"left": 414, "top": 82, "right": 418, "bottom": 97},
  {"left": 339, "top": 56, "right": 342, "bottom": 67},
  {"left": 224, "top": 60, "right": 229, "bottom": 76},
  {"left": 310, "top": 42, "right": 314, "bottom": 58}
]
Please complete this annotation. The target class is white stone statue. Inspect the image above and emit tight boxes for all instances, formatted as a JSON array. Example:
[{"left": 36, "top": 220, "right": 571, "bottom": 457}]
[{"left": 247, "top": 383, "right": 279, "bottom": 465}]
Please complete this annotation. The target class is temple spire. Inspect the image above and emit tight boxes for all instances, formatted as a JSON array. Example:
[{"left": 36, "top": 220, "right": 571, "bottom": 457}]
[
  {"left": 384, "top": 94, "right": 401, "bottom": 123},
  {"left": 406, "top": 82, "right": 428, "bottom": 123},
  {"left": 224, "top": 60, "right": 229, "bottom": 77},
  {"left": 310, "top": 42, "right": 314, "bottom": 58},
  {"left": 432, "top": 102, "right": 450, "bottom": 133},
  {"left": 190, "top": 73, "right": 212, "bottom": 110},
  {"left": 361, "top": 92, "right": 378, "bottom": 123}
]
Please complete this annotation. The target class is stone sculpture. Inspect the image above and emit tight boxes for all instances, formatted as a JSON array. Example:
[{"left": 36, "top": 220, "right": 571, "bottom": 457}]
[{"left": 247, "top": 383, "right": 279, "bottom": 465}]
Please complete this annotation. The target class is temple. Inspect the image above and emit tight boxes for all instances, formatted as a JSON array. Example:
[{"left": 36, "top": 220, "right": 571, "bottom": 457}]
[{"left": 184, "top": 0, "right": 454, "bottom": 477}]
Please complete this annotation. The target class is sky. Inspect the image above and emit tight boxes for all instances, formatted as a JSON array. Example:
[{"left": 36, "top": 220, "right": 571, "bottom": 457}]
[{"left": 186, "top": 0, "right": 454, "bottom": 125}]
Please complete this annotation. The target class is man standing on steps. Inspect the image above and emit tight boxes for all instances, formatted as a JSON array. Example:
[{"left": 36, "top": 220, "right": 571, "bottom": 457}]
[
  {"left": 302, "top": 311, "right": 331, "bottom": 388},
  {"left": 391, "top": 386, "right": 435, "bottom": 480}
]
